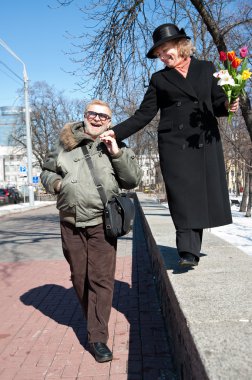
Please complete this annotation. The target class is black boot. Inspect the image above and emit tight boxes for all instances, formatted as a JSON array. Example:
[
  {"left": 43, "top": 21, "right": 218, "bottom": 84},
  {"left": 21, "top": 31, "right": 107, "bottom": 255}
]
[
  {"left": 179, "top": 252, "right": 199, "bottom": 267},
  {"left": 90, "top": 342, "right": 113, "bottom": 363}
]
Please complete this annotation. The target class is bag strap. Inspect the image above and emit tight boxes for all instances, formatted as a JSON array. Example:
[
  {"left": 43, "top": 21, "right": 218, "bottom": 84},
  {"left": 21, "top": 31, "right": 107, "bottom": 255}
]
[{"left": 81, "top": 145, "right": 108, "bottom": 206}]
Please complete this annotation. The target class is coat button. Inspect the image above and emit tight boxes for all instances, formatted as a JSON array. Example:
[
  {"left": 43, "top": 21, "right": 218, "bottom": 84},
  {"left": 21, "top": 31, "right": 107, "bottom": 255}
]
[
  {"left": 178, "top": 124, "right": 184, "bottom": 130},
  {"left": 194, "top": 100, "right": 199, "bottom": 104},
  {"left": 176, "top": 101, "right": 182, "bottom": 106},
  {"left": 182, "top": 143, "right": 186, "bottom": 150},
  {"left": 198, "top": 143, "right": 204, "bottom": 148}
]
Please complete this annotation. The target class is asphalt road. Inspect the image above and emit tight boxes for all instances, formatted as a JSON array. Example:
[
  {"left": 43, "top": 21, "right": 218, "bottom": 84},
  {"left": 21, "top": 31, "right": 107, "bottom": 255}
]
[{"left": 0, "top": 205, "right": 63, "bottom": 263}]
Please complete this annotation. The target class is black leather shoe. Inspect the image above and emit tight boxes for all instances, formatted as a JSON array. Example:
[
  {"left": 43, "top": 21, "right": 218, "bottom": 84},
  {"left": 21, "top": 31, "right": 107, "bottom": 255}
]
[
  {"left": 179, "top": 252, "right": 199, "bottom": 267},
  {"left": 90, "top": 342, "right": 113, "bottom": 363}
]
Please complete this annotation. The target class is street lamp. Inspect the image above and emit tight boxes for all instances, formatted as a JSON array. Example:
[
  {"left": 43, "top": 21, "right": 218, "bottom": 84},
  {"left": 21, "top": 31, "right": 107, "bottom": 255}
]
[{"left": 0, "top": 38, "right": 34, "bottom": 206}]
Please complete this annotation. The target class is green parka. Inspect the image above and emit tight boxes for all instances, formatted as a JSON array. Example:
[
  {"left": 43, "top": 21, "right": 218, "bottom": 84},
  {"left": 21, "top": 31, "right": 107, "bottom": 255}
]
[{"left": 41, "top": 122, "right": 142, "bottom": 227}]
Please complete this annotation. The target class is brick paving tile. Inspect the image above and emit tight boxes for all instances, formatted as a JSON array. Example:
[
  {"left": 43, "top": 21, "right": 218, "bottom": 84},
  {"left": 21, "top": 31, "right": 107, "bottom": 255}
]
[
  {"left": 44, "top": 367, "right": 65, "bottom": 379},
  {"left": 61, "top": 364, "right": 80, "bottom": 378},
  {"left": 0, "top": 368, "right": 20, "bottom": 380},
  {"left": 109, "top": 375, "right": 127, "bottom": 380},
  {"left": 78, "top": 359, "right": 110, "bottom": 377},
  {"left": 110, "top": 353, "right": 128, "bottom": 374},
  {"left": 82, "top": 377, "right": 108, "bottom": 380},
  {"left": 0, "top": 204, "right": 177, "bottom": 379},
  {"left": 14, "top": 368, "right": 49, "bottom": 380}
]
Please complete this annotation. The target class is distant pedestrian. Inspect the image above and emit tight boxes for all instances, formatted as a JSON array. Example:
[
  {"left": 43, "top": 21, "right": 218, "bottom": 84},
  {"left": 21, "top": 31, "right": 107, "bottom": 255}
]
[
  {"left": 101, "top": 23, "right": 239, "bottom": 267},
  {"left": 41, "top": 99, "right": 141, "bottom": 362}
]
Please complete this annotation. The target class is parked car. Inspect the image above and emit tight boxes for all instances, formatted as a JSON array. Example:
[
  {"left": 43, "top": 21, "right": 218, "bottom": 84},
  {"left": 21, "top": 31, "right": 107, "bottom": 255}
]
[
  {"left": 0, "top": 189, "right": 9, "bottom": 205},
  {"left": 5, "top": 188, "right": 23, "bottom": 204}
]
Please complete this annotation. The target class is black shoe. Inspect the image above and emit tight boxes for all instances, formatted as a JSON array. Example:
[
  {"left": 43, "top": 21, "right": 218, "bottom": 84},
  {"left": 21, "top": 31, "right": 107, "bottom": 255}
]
[
  {"left": 179, "top": 252, "right": 199, "bottom": 267},
  {"left": 90, "top": 342, "right": 113, "bottom": 363}
]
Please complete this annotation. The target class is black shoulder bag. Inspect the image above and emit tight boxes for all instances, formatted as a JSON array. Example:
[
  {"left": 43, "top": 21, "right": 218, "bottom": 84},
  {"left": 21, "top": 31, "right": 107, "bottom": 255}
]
[{"left": 82, "top": 145, "right": 135, "bottom": 238}]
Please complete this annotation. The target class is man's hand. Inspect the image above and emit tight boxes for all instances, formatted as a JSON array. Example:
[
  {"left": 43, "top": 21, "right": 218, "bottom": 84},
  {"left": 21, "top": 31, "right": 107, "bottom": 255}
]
[
  {"left": 54, "top": 180, "right": 62, "bottom": 194},
  {"left": 100, "top": 135, "right": 120, "bottom": 156}
]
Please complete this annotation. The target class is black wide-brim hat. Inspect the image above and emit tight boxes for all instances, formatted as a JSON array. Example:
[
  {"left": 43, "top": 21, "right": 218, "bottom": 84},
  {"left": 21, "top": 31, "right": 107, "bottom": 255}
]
[{"left": 146, "top": 23, "right": 191, "bottom": 59}]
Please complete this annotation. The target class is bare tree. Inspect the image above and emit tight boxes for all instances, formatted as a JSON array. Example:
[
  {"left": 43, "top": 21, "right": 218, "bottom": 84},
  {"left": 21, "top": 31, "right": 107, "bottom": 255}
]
[
  {"left": 52, "top": 0, "right": 252, "bottom": 210},
  {"left": 189, "top": 0, "right": 252, "bottom": 139},
  {"left": 11, "top": 81, "right": 84, "bottom": 169},
  {"left": 51, "top": 0, "right": 251, "bottom": 143}
]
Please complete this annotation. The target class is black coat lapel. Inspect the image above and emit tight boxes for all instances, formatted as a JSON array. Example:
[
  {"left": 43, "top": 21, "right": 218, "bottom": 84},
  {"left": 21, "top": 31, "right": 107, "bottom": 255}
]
[
  {"left": 161, "top": 58, "right": 199, "bottom": 99},
  {"left": 186, "top": 56, "right": 204, "bottom": 98}
]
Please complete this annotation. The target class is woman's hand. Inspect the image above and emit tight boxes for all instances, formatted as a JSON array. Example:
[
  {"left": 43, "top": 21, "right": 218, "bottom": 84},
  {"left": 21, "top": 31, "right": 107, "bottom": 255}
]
[
  {"left": 100, "top": 135, "right": 120, "bottom": 156},
  {"left": 100, "top": 129, "right": 115, "bottom": 139},
  {"left": 225, "top": 98, "right": 240, "bottom": 113}
]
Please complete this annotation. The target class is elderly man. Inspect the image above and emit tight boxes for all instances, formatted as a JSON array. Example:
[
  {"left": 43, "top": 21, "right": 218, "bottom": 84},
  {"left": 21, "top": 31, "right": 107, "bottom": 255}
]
[{"left": 41, "top": 99, "right": 141, "bottom": 362}]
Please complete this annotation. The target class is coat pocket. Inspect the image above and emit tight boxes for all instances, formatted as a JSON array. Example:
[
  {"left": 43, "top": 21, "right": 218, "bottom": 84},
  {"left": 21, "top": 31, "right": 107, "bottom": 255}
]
[
  {"left": 57, "top": 178, "right": 77, "bottom": 210},
  {"left": 158, "top": 120, "right": 173, "bottom": 132}
]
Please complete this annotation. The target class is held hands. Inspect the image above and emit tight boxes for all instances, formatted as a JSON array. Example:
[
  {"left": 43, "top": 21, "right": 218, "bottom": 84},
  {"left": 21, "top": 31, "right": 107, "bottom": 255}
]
[
  {"left": 100, "top": 131, "right": 119, "bottom": 156},
  {"left": 100, "top": 130, "right": 115, "bottom": 139},
  {"left": 225, "top": 98, "right": 239, "bottom": 113}
]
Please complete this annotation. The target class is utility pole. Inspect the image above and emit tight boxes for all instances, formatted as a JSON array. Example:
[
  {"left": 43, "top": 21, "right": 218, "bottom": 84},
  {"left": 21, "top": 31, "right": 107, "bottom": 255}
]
[{"left": 0, "top": 38, "right": 34, "bottom": 206}]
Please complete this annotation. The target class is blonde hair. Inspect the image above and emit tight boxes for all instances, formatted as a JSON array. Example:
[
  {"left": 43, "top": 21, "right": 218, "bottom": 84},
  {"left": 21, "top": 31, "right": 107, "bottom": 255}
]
[
  {"left": 153, "top": 38, "right": 196, "bottom": 59},
  {"left": 176, "top": 38, "right": 196, "bottom": 58},
  {"left": 85, "top": 99, "right": 112, "bottom": 116}
]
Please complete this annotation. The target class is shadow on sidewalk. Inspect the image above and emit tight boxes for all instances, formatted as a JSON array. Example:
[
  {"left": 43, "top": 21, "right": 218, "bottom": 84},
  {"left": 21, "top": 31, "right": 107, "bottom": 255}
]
[
  {"left": 19, "top": 199, "right": 177, "bottom": 379},
  {"left": 158, "top": 245, "right": 207, "bottom": 274},
  {"left": 20, "top": 284, "right": 88, "bottom": 347},
  {"left": 20, "top": 277, "right": 175, "bottom": 378},
  {"left": 19, "top": 280, "right": 144, "bottom": 353}
]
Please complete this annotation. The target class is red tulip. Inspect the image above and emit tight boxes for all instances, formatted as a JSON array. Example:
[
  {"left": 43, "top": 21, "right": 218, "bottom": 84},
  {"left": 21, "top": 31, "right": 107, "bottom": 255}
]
[
  {"left": 227, "top": 51, "right": 236, "bottom": 61},
  {"left": 219, "top": 51, "right": 227, "bottom": 61},
  {"left": 231, "top": 57, "right": 242, "bottom": 68}
]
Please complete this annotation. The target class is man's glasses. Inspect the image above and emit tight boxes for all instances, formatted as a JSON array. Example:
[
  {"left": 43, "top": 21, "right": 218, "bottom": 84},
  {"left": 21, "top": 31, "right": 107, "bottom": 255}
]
[{"left": 85, "top": 111, "right": 111, "bottom": 122}]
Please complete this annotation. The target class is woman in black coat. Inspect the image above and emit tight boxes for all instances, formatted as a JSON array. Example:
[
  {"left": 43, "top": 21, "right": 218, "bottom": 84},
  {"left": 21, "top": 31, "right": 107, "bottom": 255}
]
[{"left": 101, "top": 23, "right": 239, "bottom": 267}]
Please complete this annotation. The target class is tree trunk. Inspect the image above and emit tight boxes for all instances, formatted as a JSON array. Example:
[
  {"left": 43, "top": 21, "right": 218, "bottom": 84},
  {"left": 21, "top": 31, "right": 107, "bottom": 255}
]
[
  {"left": 245, "top": 172, "right": 252, "bottom": 217},
  {"left": 240, "top": 171, "right": 249, "bottom": 212},
  {"left": 245, "top": 150, "right": 252, "bottom": 217}
]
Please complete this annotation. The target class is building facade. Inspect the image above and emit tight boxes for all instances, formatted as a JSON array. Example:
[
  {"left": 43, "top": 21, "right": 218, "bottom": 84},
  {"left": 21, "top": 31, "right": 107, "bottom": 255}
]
[
  {"left": 137, "top": 153, "right": 159, "bottom": 190},
  {"left": 0, "top": 106, "right": 24, "bottom": 146},
  {"left": 0, "top": 106, "right": 39, "bottom": 191}
]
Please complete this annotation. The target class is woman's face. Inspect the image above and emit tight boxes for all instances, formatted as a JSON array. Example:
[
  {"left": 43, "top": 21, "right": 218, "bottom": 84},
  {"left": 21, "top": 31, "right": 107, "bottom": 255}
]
[{"left": 154, "top": 41, "right": 181, "bottom": 68}]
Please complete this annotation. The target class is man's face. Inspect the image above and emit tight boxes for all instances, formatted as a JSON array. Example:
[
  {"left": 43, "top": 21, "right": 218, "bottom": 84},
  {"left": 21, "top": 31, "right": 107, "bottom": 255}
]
[{"left": 84, "top": 104, "right": 112, "bottom": 139}]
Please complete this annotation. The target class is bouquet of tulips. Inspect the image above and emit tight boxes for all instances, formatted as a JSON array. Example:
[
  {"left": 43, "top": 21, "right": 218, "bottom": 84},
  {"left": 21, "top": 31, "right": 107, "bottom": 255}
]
[{"left": 213, "top": 46, "right": 251, "bottom": 123}]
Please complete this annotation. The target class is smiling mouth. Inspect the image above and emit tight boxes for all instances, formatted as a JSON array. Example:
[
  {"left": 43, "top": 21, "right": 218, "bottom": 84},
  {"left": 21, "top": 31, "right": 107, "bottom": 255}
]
[{"left": 90, "top": 122, "right": 102, "bottom": 127}]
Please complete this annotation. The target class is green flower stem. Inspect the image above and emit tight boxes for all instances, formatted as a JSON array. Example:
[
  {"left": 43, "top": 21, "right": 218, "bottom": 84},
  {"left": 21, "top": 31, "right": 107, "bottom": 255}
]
[{"left": 227, "top": 111, "right": 233, "bottom": 124}]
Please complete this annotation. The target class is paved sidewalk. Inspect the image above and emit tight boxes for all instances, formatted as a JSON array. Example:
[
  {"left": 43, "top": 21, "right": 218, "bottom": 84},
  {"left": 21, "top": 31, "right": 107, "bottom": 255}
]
[{"left": 0, "top": 202, "right": 177, "bottom": 379}]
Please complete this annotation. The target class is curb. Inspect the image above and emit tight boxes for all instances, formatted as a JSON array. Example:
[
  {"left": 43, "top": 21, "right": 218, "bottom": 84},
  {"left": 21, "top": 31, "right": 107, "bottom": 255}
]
[
  {"left": 134, "top": 194, "right": 208, "bottom": 379},
  {"left": 135, "top": 193, "right": 252, "bottom": 380},
  {"left": 0, "top": 201, "right": 56, "bottom": 217}
]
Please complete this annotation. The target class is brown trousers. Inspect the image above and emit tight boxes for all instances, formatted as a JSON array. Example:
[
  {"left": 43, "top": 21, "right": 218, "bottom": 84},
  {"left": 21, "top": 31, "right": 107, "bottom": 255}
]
[{"left": 60, "top": 221, "right": 117, "bottom": 343}]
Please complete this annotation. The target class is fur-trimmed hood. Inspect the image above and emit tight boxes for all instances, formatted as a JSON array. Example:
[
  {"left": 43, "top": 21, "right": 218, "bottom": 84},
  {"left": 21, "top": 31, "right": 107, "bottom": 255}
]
[{"left": 59, "top": 121, "right": 92, "bottom": 151}]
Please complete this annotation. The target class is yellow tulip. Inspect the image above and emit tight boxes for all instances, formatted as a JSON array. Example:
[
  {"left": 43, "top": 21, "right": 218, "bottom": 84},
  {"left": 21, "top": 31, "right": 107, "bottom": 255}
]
[{"left": 241, "top": 70, "right": 252, "bottom": 80}]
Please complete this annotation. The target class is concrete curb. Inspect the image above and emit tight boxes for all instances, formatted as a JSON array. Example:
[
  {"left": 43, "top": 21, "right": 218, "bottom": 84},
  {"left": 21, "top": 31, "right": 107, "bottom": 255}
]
[
  {"left": 134, "top": 194, "right": 208, "bottom": 379},
  {"left": 135, "top": 192, "right": 252, "bottom": 380}
]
